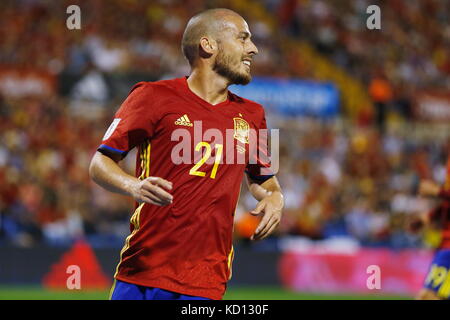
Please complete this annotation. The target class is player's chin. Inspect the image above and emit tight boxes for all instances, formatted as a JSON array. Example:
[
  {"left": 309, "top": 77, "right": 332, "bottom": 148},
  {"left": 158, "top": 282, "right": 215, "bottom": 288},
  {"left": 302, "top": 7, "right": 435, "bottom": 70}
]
[
  {"left": 242, "top": 74, "right": 252, "bottom": 85},
  {"left": 233, "top": 70, "right": 252, "bottom": 85}
]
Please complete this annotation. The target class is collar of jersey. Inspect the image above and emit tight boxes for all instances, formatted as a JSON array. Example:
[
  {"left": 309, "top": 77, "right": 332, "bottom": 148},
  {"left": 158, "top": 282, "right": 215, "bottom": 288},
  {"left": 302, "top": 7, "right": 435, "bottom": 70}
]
[{"left": 181, "top": 76, "right": 232, "bottom": 108}]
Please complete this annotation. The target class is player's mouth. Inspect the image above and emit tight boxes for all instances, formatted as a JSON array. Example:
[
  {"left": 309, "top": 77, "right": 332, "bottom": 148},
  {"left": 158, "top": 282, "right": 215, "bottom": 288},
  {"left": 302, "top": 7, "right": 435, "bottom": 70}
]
[{"left": 242, "top": 58, "right": 252, "bottom": 69}]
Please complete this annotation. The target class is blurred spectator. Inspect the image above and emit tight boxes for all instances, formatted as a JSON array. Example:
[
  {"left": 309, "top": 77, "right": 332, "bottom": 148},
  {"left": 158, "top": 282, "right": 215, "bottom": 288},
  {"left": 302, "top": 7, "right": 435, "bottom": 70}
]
[
  {"left": 69, "top": 62, "right": 110, "bottom": 119},
  {"left": 368, "top": 72, "right": 393, "bottom": 134}
]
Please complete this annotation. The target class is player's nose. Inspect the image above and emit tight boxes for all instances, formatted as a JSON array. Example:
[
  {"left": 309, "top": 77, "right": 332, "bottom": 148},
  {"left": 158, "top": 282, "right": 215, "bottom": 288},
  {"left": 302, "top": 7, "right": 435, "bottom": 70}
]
[{"left": 247, "top": 40, "right": 258, "bottom": 56}]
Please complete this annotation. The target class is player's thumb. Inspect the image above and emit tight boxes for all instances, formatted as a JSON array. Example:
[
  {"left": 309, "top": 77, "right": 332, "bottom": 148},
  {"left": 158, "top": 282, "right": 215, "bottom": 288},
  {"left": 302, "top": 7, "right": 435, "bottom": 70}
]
[{"left": 250, "top": 202, "right": 265, "bottom": 216}]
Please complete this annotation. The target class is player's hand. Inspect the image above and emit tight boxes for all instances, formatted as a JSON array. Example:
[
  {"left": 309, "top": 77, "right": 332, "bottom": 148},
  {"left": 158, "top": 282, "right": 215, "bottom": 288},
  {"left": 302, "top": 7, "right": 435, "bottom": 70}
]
[
  {"left": 418, "top": 180, "right": 441, "bottom": 198},
  {"left": 250, "top": 191, "right": 284, "bottom": 241},
  {"left": 130, "top": 177, "right": 173, "bottom": 206}
]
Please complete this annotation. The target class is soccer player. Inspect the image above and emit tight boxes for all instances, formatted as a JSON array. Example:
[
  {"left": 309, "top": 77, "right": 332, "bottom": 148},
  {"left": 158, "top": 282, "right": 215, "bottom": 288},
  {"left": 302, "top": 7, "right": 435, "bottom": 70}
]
[
  {"left": 89, "top": 8, "right": 284, "bottom": 300},
  {"left": 409, "top": 155, "right": 450, "bottom": 300}
]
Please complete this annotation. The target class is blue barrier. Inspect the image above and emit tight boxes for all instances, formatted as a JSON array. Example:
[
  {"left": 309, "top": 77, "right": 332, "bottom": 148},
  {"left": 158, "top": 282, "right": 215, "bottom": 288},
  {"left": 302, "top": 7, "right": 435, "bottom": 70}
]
[{"left": 230, "top": 77, "right": 340, "bottom": 117}]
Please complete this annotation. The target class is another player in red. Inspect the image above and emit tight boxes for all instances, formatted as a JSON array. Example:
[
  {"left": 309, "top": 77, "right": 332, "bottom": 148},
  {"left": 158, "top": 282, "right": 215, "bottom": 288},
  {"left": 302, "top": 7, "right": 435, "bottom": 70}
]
[
  {"left": 89, "top": 8, "right": 284, "bottom": 300},
  {"left": 409, "top": 154, "right": 450, "bottom": 300}
]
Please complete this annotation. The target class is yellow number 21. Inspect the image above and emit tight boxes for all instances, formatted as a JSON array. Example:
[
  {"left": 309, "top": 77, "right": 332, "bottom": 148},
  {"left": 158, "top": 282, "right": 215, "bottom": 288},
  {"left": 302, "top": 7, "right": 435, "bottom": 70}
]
[{"left": 189, "top": 142, "right": 223, "bottom": 179}]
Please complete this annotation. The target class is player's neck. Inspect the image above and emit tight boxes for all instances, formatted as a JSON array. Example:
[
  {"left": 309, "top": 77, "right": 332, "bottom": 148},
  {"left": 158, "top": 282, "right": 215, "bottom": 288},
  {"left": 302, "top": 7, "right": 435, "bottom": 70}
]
[{"left": 187, "top": 69, "right": 229, "bottom": 106}]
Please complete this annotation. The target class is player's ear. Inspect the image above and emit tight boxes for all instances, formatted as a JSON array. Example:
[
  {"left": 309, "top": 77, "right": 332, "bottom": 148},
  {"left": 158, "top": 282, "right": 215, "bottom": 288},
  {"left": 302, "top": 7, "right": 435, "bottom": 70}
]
[{"left": 199, "top": 37, "right": 216, "bottom": 58}]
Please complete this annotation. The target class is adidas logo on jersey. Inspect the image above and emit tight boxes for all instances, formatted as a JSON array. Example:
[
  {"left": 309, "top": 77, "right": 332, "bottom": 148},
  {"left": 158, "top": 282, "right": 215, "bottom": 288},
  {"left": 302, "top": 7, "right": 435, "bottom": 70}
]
[{"left": 175, "top": 114, "right": 193, "bottom": 127}]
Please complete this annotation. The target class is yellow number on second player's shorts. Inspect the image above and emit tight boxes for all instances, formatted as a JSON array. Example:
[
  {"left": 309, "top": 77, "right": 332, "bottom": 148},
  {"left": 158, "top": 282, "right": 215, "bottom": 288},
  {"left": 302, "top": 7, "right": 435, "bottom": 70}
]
[{"left": 189, "top": 142, "right": 223, "bottom": 179}]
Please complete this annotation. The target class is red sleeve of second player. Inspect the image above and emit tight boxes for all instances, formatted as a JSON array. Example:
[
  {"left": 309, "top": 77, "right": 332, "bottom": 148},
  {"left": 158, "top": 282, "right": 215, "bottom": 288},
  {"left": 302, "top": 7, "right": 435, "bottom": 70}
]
[
  {"left": 98, "top": 82, "right": 159, "bottom": 158},
  {"left": 245, "top": 109, "right": 275, "bottom": 182}
]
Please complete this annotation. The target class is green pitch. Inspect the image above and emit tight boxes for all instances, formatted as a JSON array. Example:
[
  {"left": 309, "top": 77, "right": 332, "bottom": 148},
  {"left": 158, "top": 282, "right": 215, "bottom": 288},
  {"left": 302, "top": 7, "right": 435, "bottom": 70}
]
[{"left": 0, "top": 286, "right": 412, "bottom": 300}]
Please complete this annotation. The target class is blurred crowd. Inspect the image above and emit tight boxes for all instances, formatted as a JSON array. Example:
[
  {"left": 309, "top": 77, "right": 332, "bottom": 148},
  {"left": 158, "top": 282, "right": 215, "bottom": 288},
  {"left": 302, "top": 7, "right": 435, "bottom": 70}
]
[
  {"left": 0, "top": 94, "right": 135, "bottom": 247},
  {"left": 2, "top": 0, "right": 449, "bottom": 86},
  {"left": 273, "top": 0, "right": 450, "bottom": 127},
  {"left": 1, "top": 0, "right": 450, "bottom": 248},
  {"left": 276, "top": 0, "right": 450, "bottom": 88},
  {"left": 0, "top": 0, "right": 288, "bottom": 78}
]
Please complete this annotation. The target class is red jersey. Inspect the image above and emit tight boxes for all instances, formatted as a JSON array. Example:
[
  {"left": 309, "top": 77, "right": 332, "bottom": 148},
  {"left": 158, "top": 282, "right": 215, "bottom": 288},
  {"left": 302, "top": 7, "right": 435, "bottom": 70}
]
[
  {"left": 432, "top": 157, "right": 450, "bottom": 249},
  {"left": 98, "top": 77, "right": 273, "bottom": 300}
]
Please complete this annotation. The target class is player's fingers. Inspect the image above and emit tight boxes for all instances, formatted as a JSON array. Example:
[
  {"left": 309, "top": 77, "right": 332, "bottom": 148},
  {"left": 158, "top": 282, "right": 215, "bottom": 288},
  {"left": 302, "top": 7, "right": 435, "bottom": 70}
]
[
  {"left": 136, "top": 194, "right": 164, "bottom": 206},
  {"left": 143, "top": 178, "right": 173, "bottom": 203},
  {"left": 253, "top": 212, "right": 281, "bottom": 240},
  {"left": 140, "top": 189, "right": 167, "bottom": 206},
  {"left": 253, "top": 214, "right": 275, "bottom": 240},
  {"left": 250, "top": 201, "right": 265, "bottom": 216},
  {"left": 148, "top": 184, "right": 173, "bottom": 203},
  {"left": 256, "top": 217, "right": 280, "bottom": 240},
  {"left": 140, "top": 196, "right": 164, "bottom": 206},
  {"left": 136, "top": 189, "right": 163, "bottom": 206},
  {"left": 146, "top": 177, "right": 173, "bottom": 191},
  {"left": 252, "top": 209, "right": 272, "bottom": 238}
]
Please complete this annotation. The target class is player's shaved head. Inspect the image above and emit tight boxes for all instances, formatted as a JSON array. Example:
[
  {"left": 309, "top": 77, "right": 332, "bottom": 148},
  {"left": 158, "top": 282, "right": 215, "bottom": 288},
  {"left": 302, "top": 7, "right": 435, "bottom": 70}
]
[{"left": 181, "top": 8, "right": 243, "bottom": 67}]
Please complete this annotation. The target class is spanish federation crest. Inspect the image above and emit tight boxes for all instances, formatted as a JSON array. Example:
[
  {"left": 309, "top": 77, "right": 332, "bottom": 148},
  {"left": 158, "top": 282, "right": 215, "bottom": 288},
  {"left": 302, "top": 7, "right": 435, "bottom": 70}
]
[{"left": 233, "top": 117, "right": 250, "bottom": 144}]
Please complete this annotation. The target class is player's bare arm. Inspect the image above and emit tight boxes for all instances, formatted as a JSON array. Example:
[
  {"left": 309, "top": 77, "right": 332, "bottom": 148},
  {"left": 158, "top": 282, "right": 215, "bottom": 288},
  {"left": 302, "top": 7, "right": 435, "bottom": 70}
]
[
  {"left": 406, "top": 179, "right": 439, "bottom": 232},
  {"left": 246, "top": 175, "right": 284, "bottom": 241},
  {"left": 416, "top": 288, "right": 441, "bottom": 300},
  {"left": 420, "top": 179, "right": 450, "bottom": 200},
  {"left": 409, "top": 178, "right": 450, "bottom": 233},
  {"left": 89, "top": 151, "right": 173, "bottom": 206},
  {"left": 419, "top": 179, "right": 442, "bottom": 198}
]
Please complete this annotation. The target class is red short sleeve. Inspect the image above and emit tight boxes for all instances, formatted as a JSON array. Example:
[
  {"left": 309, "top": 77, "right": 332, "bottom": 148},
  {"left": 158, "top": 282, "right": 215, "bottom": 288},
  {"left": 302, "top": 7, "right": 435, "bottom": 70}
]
[{"left": 98, "top": 82, "right": 158, "bottom": 158}]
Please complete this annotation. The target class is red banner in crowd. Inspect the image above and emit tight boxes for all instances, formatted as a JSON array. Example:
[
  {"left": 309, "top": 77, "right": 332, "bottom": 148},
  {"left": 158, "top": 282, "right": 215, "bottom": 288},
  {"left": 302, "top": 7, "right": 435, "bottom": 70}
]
[
  {"left": 279, "top": 248, "right": 433, "bottom": 296},
  {"left": 414, "top": 91, "right": 450, "bottom": 122},
  {"left": 0, "top": 66, "right": 56, "bottom": 98}
]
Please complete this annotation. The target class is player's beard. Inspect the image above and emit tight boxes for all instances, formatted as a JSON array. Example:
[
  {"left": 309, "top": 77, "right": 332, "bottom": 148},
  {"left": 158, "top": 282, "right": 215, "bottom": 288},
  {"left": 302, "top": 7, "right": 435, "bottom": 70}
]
[{"left": 213, "top": 45, "right": 251, "bottom": 85}]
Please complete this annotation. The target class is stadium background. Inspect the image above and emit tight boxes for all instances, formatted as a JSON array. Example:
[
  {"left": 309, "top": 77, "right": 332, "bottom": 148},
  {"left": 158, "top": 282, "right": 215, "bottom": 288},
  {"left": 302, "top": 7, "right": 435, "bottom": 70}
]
[{"left": 1, "top": 0, "right": 449, "bottom": 299}]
